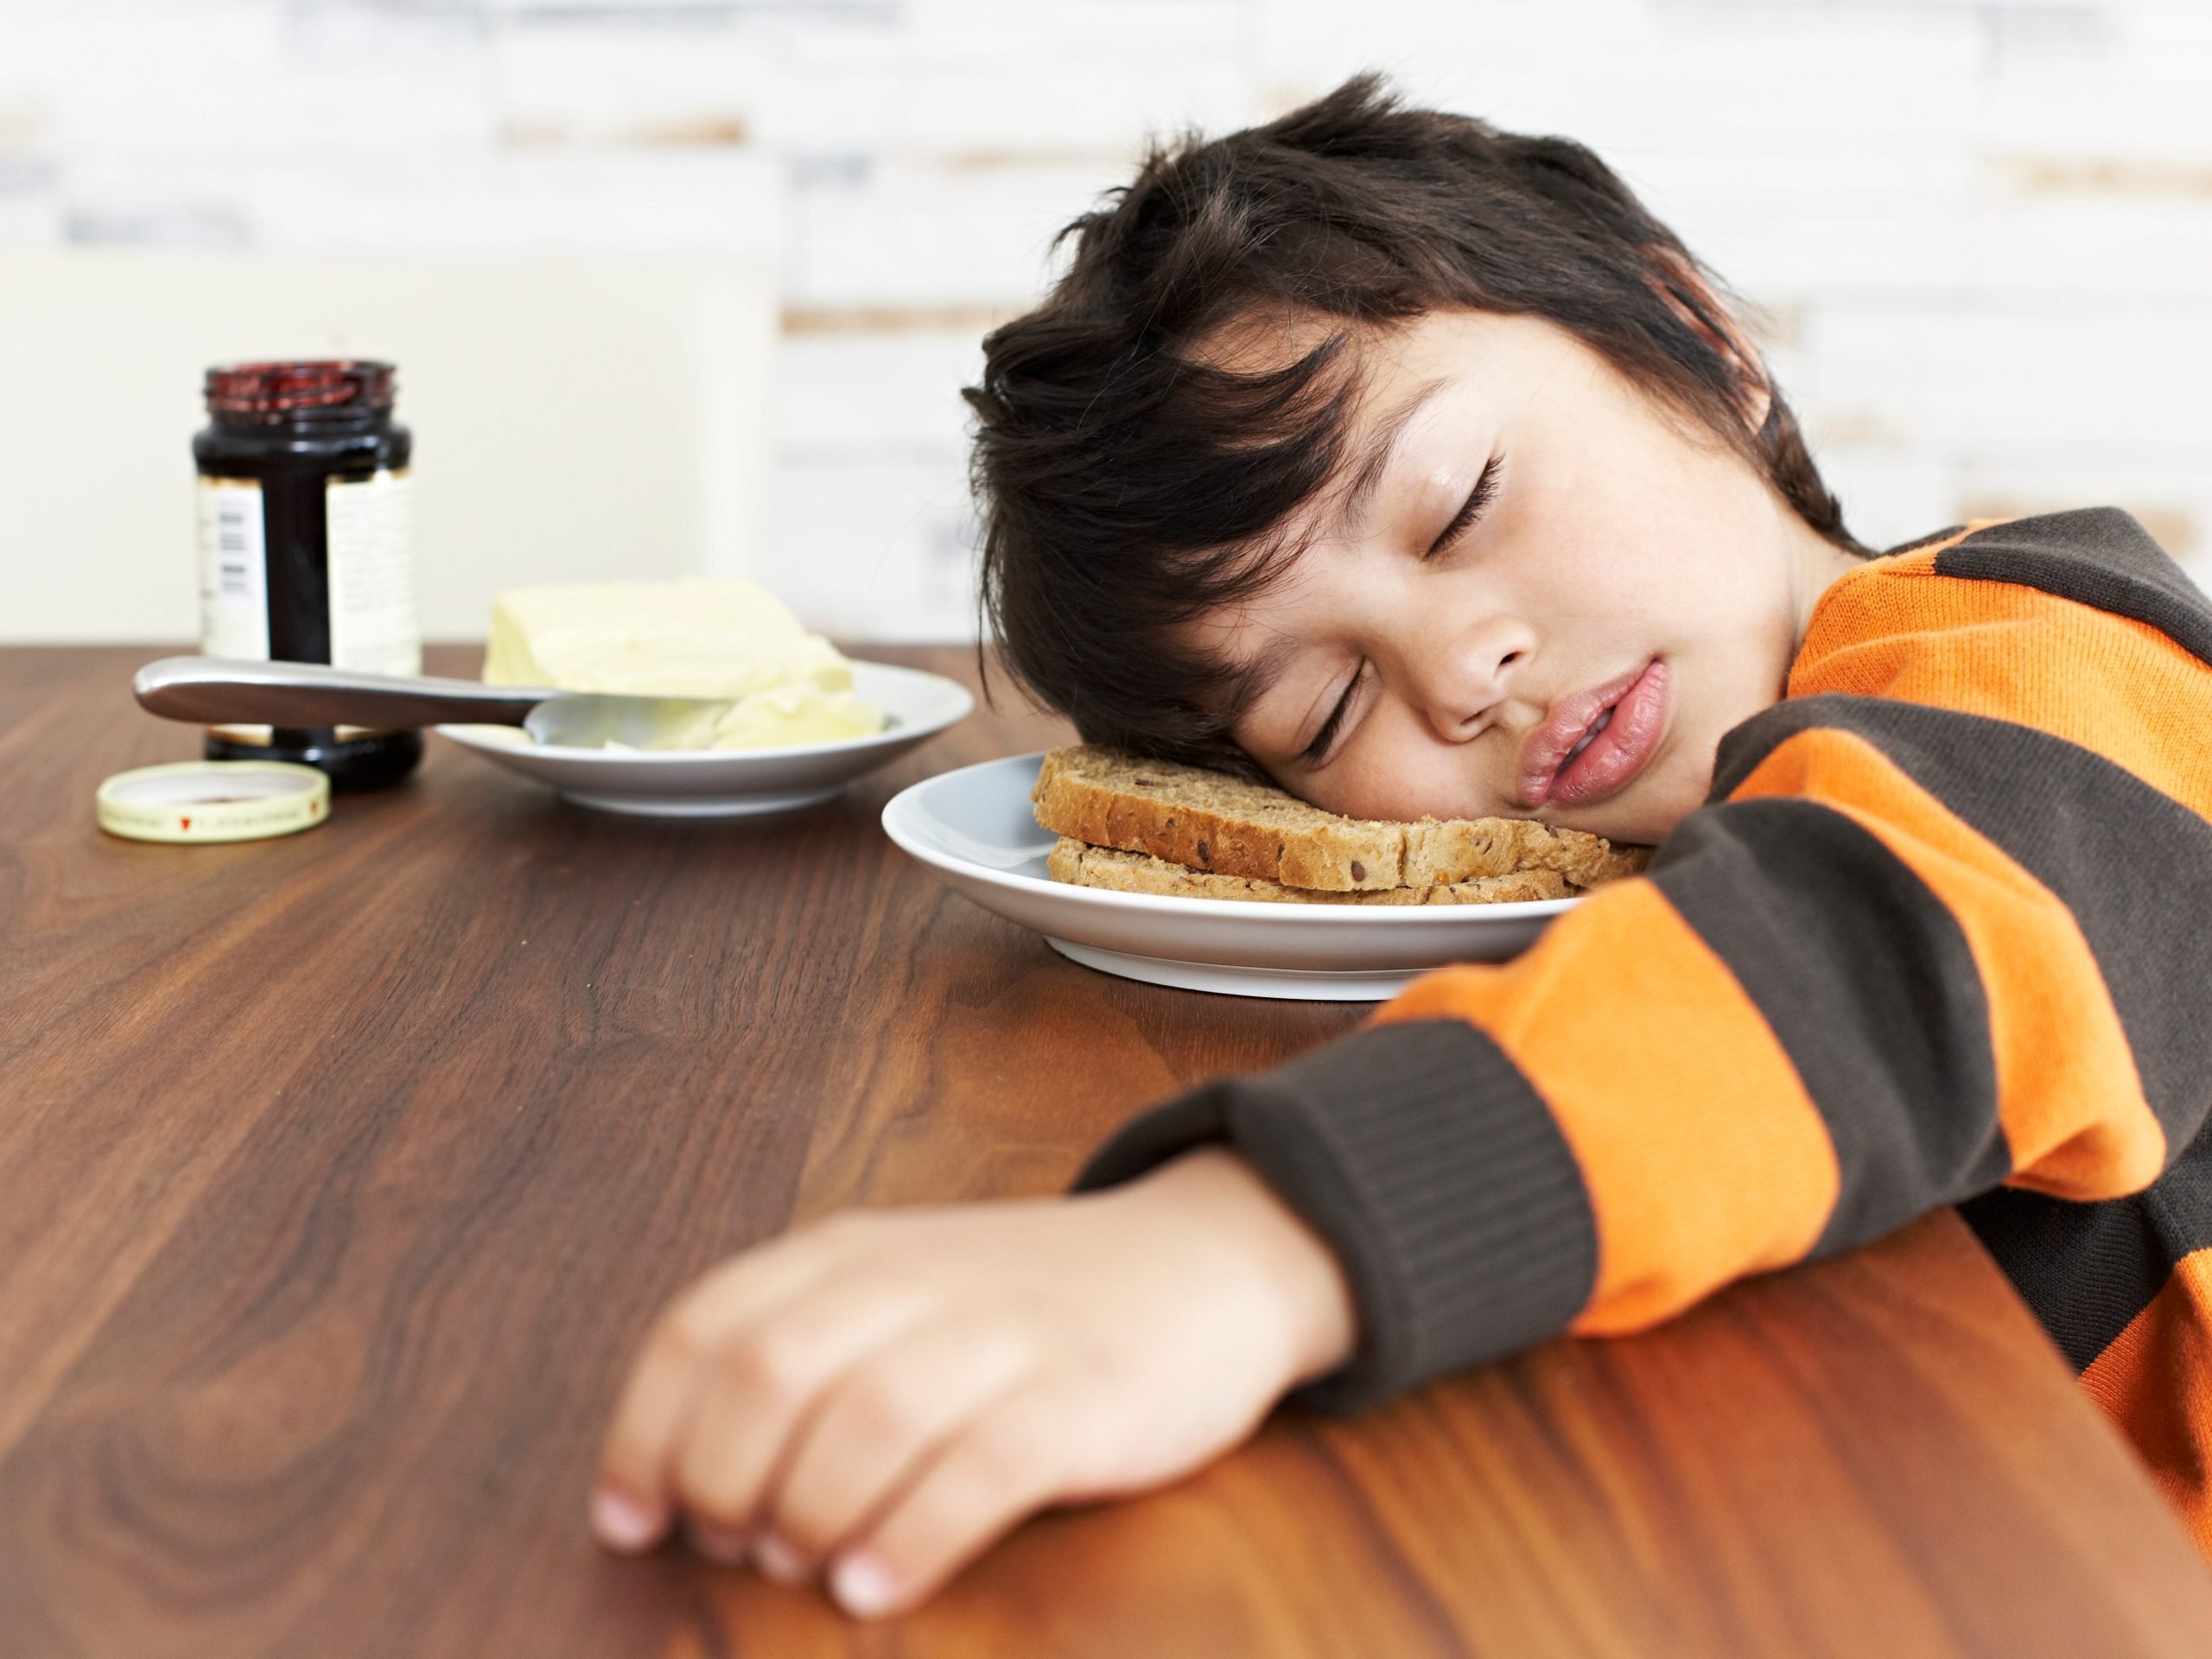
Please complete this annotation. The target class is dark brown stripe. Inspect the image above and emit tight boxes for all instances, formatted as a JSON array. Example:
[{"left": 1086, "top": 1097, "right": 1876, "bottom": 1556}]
[
  {"left": 1649, "top": 799, "right": 2006, "bottom": 1257},
  {"left": 1936, "top": 507, "right": 2212, "bottom": 669},
  {"left": 2148, "top": 1127, "right": 2212, "bottom": 1249},
  {"left": 1965, "top": 1128, "right": 2212, "bottom": 1371},
  {"left": 1713, "top": 694, "right": 2212, "bottom": 1159}
]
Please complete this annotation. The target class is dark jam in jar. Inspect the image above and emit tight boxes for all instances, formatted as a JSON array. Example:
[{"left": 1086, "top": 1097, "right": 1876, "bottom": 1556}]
[{"left": 193, "top": 359, "right": 422, "bottom": 791}]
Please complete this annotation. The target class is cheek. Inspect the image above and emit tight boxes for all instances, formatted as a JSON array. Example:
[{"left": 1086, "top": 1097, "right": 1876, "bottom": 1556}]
[
  {"left": 1299, "top": 712, "right": 1501, "bottom": 823},
  {"left": 1599, "top": 735, "right": 1715, "bottom": 845}
]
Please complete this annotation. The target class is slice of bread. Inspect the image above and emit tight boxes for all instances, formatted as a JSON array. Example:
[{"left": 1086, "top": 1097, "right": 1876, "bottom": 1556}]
[
  {"left": 1033, "top": 747, "right": 1402, "bottom": 890},
  {"left": 1403, "top": 816, "right": 1650, "bottom": 890},
  {"left": 1031, "top": 745, "right": 1649, "bottom": 893},
  {"left": 1047, "top": 838, "right": 1571, "bottom": 906}
]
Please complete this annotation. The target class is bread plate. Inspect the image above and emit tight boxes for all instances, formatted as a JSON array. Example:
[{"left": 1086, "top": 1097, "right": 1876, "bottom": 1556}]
[
  {"left": 880, "top": 752, "right": 1578, "bottom": 1001},
  {"left": 435, "top": 660, "right": 973, "bottom": 817}
]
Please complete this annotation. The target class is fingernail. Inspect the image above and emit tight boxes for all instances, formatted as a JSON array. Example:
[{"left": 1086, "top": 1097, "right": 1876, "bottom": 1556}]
[
  {"left": 830, "top": 1553, "right": 899, "bottom": 1619},
  {"left": 590, "top": 1488, "right": 663, "bottom": 1552},
  {"left": 686, "top": 1520, "right": 748, "bottom": 1565},
  {"left": 751, "top": 1531, "right": 810, "bottom": 1586}
]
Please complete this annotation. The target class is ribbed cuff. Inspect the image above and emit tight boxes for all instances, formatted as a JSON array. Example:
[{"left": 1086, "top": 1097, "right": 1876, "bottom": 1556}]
[{"left": 1074, "top": 1020, "right": 1598, "bottom": 1414}]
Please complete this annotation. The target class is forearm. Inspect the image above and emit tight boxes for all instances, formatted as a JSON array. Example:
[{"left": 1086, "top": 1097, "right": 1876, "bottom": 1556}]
[
  {"left": 1112, "top": 1147, "right": 1359, "bottom": 1389},
  {"left": 1077, "top": 1020, "right": 1598, "bottom": 1412}
]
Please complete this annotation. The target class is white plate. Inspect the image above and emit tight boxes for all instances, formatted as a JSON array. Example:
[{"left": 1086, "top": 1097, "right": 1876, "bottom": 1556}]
[
  {"left": 435, "top": 660, "right": 974, "bottom": 817},
  {"left": 880, "top": 752, "right": 1578, "bottom": 1001}
]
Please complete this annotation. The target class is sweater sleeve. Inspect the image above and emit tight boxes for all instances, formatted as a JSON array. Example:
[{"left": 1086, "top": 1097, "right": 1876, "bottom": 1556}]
[{"left": 1074, "top": 508, "right": 2212, "bottom": 1414}]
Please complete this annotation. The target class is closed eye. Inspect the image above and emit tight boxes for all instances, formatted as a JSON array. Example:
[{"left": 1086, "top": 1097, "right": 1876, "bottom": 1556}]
[
  {"left": 1297, "top": 664, "right": 1364, "bottom": 768},
  {"left": 1425, "top": 452, "right": 1505, "bottom": 560}
]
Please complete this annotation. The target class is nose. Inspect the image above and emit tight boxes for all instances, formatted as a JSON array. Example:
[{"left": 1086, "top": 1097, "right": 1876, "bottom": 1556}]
[{"left": 1402, "top": 614, "right": 1534, "bottom": 742}]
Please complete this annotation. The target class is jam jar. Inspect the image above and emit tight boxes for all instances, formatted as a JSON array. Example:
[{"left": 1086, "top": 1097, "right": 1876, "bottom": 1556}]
[{"left": 193, "top": 359, "right": 423, "bottom": 791}]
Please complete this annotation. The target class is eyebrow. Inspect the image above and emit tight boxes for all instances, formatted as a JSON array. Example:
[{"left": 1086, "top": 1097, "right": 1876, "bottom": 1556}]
[
  {"left": 1217, "top": 634, "right": 1299, "bottom": 738},
  {"left": 1216, "top": 611, "right": 1363, "bottom": 763},
  {"left": 1215, "top": 375, "right": 1455, "bottom": 742},
  {"left": 1314, "top": 375, "right": 1452, "bottom": 548}
]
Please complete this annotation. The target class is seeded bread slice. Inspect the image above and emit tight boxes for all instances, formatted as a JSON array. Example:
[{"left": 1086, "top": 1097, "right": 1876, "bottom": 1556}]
[
  {"left": 1046, "top": 839, "right": 1571, "bottom": 906},
  {"left": 1032, "top": 747, "right": 1403, "bottom": 890},
  {"left": 1403, "top": 817, "right": 1651, "bottom": 890},
  {"left": 1031, "top": 745, "right": 1649, "bottom": 893}
]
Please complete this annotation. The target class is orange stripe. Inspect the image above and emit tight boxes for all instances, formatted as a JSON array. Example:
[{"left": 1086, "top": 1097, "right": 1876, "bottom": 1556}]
[
  {"left": 1798, "top": 548, "right": 2212, "bottom": 825},
  {"left": 2079, "top": 1248, "right": 2212, "bottom": 1560},
  {"left": 1729, "top": 728, "right": 2164, "bottom": 1198},
  {"left": 1375, "top": 880, "right": 1839, "bottom": 1334}
]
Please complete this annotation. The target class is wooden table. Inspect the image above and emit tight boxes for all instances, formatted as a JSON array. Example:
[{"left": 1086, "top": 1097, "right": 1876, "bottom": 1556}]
[{"left": 4, "top": 642, "right": 2209, "bottom": 1659}]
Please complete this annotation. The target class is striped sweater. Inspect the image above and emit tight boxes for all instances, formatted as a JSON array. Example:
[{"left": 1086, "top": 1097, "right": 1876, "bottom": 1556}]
[{"left": 1077, "top": 506, "right": 2212, "bottom": 1555}]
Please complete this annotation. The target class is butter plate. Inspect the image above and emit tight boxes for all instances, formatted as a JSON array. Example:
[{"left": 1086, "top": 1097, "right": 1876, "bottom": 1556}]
[
  {"left": 436, "top": 660, "right": 972, "bottom": 817},
  {"left": 880, "top": 752, "right": 1577, "bottom": 1001}
]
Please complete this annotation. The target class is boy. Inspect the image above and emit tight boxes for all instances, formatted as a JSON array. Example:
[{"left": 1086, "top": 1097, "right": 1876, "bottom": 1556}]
[{"left": 590, "top": 79, "right": 2212, "bottom": 1618}]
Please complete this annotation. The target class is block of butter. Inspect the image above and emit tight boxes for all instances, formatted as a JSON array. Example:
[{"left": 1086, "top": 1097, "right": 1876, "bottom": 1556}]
[{"left": 483, "top": 578, "right": 885, "bottom": 750}]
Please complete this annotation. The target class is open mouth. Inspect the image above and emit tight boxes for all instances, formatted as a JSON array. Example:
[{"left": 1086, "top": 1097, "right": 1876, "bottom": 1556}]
[
  {"left": 1557, "top": 703, "right": 1615, "bottom": 778},
  {"left": 1516, "top": 657, "right": 1669, "bottom": 810},
  {"left": 1547, "top": 658, "right": 1669, "bottom": 808}
]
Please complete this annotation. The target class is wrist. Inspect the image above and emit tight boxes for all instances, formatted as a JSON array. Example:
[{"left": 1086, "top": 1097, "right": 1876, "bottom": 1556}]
[{"left": 1120, "top": 1146, "right": 1359, "bottom": 1388}]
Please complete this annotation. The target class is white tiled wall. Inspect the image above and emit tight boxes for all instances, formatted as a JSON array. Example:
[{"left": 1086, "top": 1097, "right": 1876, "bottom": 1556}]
[{"left": 3, "top": 0, "right": 2208, "bottom": 639}]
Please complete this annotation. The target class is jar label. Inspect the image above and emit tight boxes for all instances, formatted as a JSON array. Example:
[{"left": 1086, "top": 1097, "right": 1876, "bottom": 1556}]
[
  {"left": 195, "top": 478, "right": 270, "bottom": 661},
  {"left": 327, "top": 469, "right": 421, "bottom": 677}
]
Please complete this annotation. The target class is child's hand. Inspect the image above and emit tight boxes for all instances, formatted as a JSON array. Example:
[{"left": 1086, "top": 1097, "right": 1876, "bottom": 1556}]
[{"left": 591, "top": 1147, "right": 1357, "bottom": 1618}]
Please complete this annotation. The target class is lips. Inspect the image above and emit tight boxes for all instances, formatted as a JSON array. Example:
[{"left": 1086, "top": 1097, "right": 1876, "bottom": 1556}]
[{"left": 1516, "top": 658, "right": 1669, "bottom": 809}]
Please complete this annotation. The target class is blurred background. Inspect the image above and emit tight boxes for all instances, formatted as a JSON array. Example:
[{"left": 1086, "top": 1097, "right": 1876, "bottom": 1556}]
[{"left": 3, "top": 0, "right": 2209, "bottom": 645}]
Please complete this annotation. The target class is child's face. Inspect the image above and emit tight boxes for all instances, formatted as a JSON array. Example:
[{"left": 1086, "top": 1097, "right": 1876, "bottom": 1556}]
[{"left": 1191, "top": 308, "right": 1863, "bottom": 846}]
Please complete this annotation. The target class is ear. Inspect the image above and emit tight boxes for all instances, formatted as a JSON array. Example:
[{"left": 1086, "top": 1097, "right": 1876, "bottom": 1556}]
[{"left": 1645, "top": 246, "right": 1772, "bottom": 436}]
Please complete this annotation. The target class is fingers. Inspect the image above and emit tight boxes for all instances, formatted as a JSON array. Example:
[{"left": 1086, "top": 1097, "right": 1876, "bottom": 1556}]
[
  {"left": 824, "top": 1384, "right": 1080, "bottom": 1620},
  {"left": 594, "top": 1224, "right": 851, "bottom": 1549},
  {"left": 670, "top": 1282, "right": 931, "bottom": 1541},
  {"left": 755, "top": 1317, "right": 1037, "bottom": 1573}
]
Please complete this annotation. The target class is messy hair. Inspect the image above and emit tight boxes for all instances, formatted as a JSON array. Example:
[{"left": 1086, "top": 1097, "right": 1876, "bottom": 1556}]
[{"left": 965, "top": 74, "right": 1868, "bottom": 779}]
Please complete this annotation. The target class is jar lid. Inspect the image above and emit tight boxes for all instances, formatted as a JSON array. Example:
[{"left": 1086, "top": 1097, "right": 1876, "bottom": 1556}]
[
  {"left": 96, "top": 760, "right": 331, "bottom": 844},
  {"left": 204, "top": 360, "right": 395, "bottom": 424}
]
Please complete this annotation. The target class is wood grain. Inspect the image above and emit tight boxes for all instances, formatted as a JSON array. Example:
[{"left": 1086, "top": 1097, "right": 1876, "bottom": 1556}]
[{"left": 1, "top": 643, "right": 2207, "bottom": 1658}]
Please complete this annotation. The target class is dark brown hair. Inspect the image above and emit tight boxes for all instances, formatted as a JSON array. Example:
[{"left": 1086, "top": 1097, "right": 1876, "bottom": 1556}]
[{"left": 965, "top": 74, "right": 1868, "bottom": 778}]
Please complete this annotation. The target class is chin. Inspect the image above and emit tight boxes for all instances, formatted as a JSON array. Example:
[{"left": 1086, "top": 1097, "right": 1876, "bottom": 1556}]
[{"left": 1550, "top": 753, "right": 1708, "bottom": 848}]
